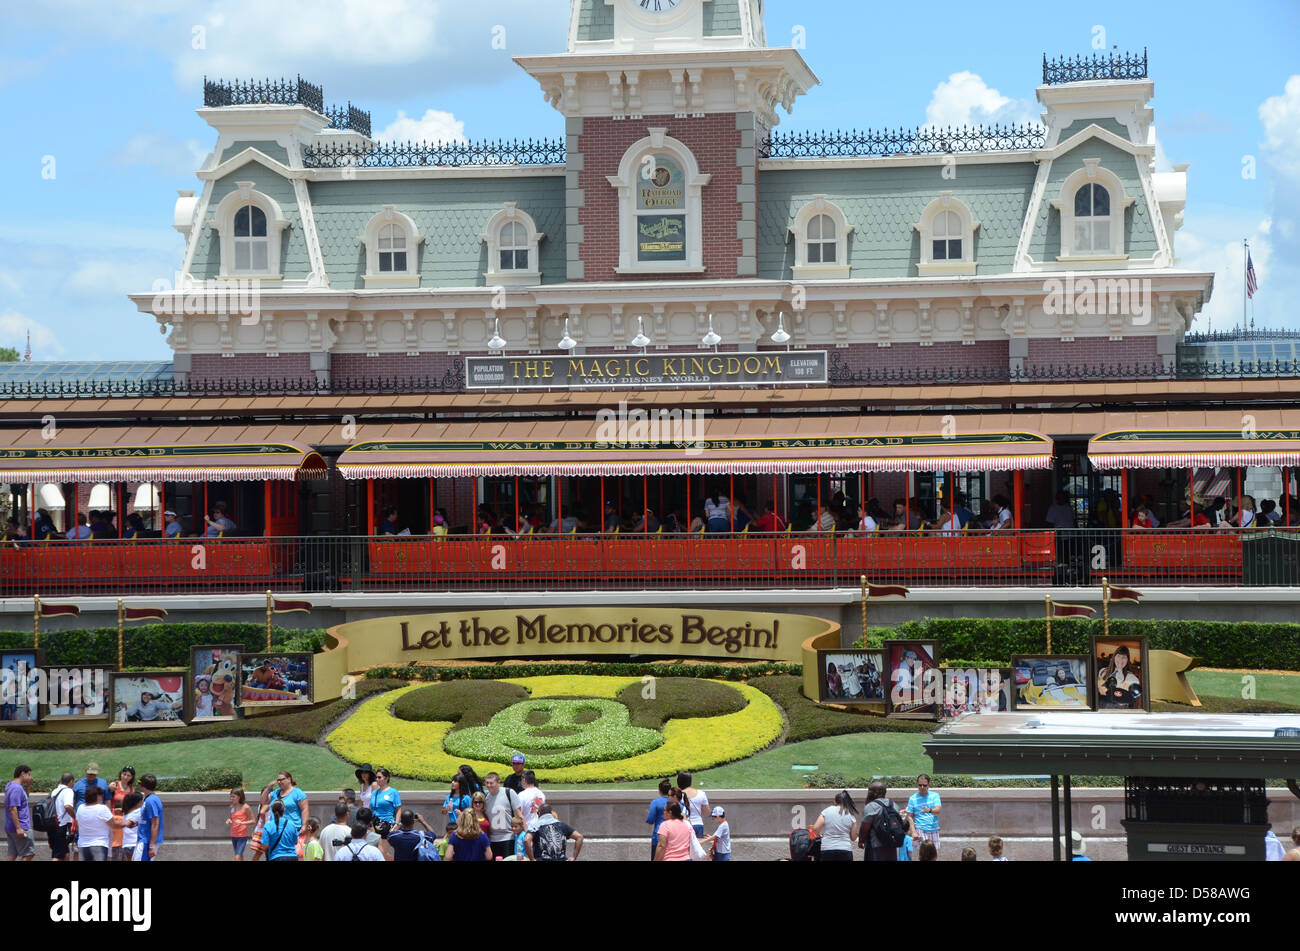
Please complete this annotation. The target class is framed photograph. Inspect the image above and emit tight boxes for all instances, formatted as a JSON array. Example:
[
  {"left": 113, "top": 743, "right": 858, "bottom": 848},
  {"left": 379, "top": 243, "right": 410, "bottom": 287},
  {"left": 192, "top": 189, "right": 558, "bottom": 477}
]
[
  {"left": 110, "top": 672, "right": 187, "bottom": 729},
  {"left": 884, "top": 640, "right": 940, "bottom": 719},
  {"left": 0, "top": 649, "right": 45, "bottom": 723},
  {"left": 188, "top": 645, "right": 244, "bottom": 721},
  {"left": 819, "top": 650, "right": 886, "bottom": 705},
  {"left": 942, "top": 667, "right": 1011, "bottom": 717},
  {"left": 240, "top": 653, "right": 313, "bottom": 707},
  {"left": 42, "top": 664, "right": 112, "bottom": 720},
  {"left": 1091, "top": 635, "right": 1150, "bottom": 713},
  {"left": 1010, "top": 655, "right": 1093, "bottom": 711}
]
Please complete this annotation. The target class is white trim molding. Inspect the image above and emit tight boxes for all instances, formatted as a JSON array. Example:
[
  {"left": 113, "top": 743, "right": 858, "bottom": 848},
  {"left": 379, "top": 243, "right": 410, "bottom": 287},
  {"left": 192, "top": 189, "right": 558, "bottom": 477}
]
[
  {"left": 483, "top": 202, "right": 544, "bottom": 286},
  {"left": 789, "top": 195, "right": 853, "bottom": 280},
  {"left": 915, "top": 192, "right": 980, "bottom": 277},
  {"left": 210, "top": 181, "right": 291, "bottom": 281},
  {"left": 1050, "top": 159, "right": 1134, "bottom": 264},
  {"left": 359, "top": 205, "right": 424, "bottom": 289},
  {"left": 607, "top": 129, "right": 711, "bottom": 275}
]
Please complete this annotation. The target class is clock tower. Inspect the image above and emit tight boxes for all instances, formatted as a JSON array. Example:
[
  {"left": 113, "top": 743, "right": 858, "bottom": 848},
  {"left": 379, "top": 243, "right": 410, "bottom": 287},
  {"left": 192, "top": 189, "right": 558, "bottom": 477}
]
[{"left": 517, "top": 0, "right": 815, "bottom": 282}]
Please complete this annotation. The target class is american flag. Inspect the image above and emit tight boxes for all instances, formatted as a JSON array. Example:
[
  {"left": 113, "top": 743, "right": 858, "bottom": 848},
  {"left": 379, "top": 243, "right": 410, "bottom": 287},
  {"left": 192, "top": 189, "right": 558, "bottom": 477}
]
[{"left": 1246, "top": 251, "right": 1258, "bottom": 299}]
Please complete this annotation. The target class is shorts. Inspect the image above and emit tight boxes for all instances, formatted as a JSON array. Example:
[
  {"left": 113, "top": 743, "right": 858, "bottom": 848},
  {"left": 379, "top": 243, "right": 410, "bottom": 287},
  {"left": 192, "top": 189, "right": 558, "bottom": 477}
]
[
  {"left": 917, "top": 828, "right": 941, "bottom": 851},
  {"left": 6, "top": 830, "right": 35, "bottom": 859},
  {"left": 120, "top": 842, "right": 137, "bottom": 860},
  {"left": 819, "top": 849, "right": 853, "bottom": 862},
  {"left": 270, "top": 855, "right": 298, "bottom": 862},
  {"left": 132, "top": 842, "right": 145, "bottom": 861},
  {"left": 80, "top": 845, "right": 109, "bottom": 861},
  {"left": 232, "top": 836, "right": 250, "bottom": 857},
  {"left": 692, "top": 824, "right": 705, "bottom": 839},
  {"left": 713, "top": 851, "right": 731, "bottom": 861},
  {"left": 50, "top": 824, "right": 71, "bottom": 860}
]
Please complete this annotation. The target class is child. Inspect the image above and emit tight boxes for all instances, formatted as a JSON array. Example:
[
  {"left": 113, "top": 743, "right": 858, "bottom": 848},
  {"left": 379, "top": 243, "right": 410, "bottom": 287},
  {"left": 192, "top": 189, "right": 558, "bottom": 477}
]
[
  {"left": 436, "top": 821, "right": 457, "bottom": 861},
  {"left": 700, "top": 806, "right": 731, "bottom": 861},
  {"left": 508, "top": 814, "right": 528, "bottom": 861},
  {"left": 898, "top": 812, "right": 916, "bottom": 862},
  {"left": 988, "top": 834, "right": 1008, "bottom": 861},
  {"left": 226, "top": 788, "right": 254, "bottom": 860},
  {"left": 120, "top": 792, "right": 144, "bottom": 862},
  {"left": 247, "top": 781, "right": 274, "bottom": 863},
  {"left": 302, "top": 818, "right": 323, "bottom": 862},
  {"left": 193, "top": 674, "right": 214, "bottom": 718}
]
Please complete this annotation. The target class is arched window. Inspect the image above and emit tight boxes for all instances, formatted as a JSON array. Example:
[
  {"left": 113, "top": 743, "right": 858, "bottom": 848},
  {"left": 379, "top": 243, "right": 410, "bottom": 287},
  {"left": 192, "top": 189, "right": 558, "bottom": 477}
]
[
  {"left": 1072, "top": 183, "right": 1111, "bottom": 253},
  {"left": 483, "top": 203, "right": 544, "bottom": 284},
  {"left": 360, "top": 206, "right": 423, "bottom": 288},
  {"left": 789, "top": 196, "right": 853, "bottom": 279},
  {"left": 914, "top": 193, "right": 979, "bottom": 276},
  {"left": 233, "top": 205, "right": 269, "bottom": 272},
  {"left": 1050, "top": 159, "right": 1133, "bottom": 262},
  {"left": 607, "top": 130, "right": 710, "bottom": 275}
]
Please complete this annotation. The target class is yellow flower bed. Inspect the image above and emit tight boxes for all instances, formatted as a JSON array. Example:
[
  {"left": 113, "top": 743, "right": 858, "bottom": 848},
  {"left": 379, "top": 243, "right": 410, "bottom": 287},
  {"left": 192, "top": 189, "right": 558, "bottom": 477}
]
[{"left": 326, "top": 676, "right": 784, "bottom": 783}]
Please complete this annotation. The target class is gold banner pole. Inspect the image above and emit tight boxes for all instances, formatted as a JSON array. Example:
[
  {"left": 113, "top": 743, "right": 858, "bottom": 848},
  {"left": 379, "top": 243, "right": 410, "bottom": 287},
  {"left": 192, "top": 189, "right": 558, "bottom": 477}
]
[
  {"left": 33, "top": 594, "right": 40, "bottom": 650},
  {"left": 266, "top": 590, "right": 273, "bottom": 652},
  {"left": 860, "top": 575, "right": 867, "bottom": 646},
  {"left": 117, "top": 599, "right": 124, "bottom": 671},
  {"left": 1045, "top": 593, "right": 1053, "bottom": 653},
  {"left": 1102, "top": 576, "right": 1111, "bottom": 640}
]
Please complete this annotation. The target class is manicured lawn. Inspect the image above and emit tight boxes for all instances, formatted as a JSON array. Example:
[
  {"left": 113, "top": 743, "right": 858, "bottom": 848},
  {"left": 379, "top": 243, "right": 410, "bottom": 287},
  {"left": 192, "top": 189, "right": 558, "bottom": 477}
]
[
  {"left": 1187, "top": 669, "right": 1300, "bottom": 706},
  {"left": 693, "top": 733, "right": 930, "bottom": 788}
]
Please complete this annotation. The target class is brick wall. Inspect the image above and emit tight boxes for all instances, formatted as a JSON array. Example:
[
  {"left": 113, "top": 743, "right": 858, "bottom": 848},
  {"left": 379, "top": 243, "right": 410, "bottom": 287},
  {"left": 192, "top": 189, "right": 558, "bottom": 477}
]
[
  {"left": 576, "top": 114, "right": 743, "bottom": 282},
  {"left": 829, "top": 340, "right": 1009, "bottom": 378},
  {"left": 1025, "top": 336, "right": 1161, "bottom": 375},
  {"left": 189, "top": 352, "right": 312, "bottom": 386},
  {"left": 330, "top": 352, "right": 462, "bottom": 385}
]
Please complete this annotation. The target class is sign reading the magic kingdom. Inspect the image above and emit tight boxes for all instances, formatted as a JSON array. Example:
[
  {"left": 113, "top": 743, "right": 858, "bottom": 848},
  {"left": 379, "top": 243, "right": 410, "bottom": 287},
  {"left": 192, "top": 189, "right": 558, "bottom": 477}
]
[{"left": 466, "top": 350, "right": 828, "bottom": 390}]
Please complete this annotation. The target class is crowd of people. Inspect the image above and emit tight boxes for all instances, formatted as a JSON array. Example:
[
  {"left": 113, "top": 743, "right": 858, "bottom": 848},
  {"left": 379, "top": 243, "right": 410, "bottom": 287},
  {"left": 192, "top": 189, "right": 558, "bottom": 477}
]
[
  {"left": 1, "top": 501, "right": 238, "bottom": 544},
  {"left": 8, "top": 761, "right": 1300, "bottom": 862}
]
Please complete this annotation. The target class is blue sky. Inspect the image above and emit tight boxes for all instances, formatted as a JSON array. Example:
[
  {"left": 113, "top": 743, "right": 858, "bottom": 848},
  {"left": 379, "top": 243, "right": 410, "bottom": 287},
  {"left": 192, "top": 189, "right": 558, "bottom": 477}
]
[{"left": 1, "top": 0, "right": 1297, "bottom": 361}]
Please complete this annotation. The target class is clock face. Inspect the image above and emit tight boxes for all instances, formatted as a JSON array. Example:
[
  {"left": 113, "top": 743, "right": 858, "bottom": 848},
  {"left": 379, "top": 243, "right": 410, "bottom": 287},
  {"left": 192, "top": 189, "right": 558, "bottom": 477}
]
[{"left": 633, "top": 0, "right": 683, "bottom": 13}]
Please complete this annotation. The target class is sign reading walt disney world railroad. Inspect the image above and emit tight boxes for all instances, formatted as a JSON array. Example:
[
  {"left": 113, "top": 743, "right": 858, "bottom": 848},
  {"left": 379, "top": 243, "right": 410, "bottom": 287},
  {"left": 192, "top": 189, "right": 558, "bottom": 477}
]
[{"left": 467, "top": 350, "right": 828, "bottom": 390}]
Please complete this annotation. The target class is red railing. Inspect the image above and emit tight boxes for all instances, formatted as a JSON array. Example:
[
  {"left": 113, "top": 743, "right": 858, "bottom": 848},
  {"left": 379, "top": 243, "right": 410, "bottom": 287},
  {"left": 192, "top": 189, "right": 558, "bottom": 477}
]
[{"left": 0, "top": 529, "right": 1293, "bottom": 596}]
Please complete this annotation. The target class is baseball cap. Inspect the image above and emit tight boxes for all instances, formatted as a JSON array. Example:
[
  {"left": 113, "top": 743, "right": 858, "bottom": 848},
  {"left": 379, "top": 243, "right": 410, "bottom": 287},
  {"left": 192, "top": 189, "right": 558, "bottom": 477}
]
[
  {"left": 163, "top": 510, "right": 177, "bottom": 517},
  {"left": 710, "top": 806, "right": 725, "bottom": 818},
  {"left": 511, "top": 753, "right": 526, "bottom": 764},
  {"left": 85, "top": 762, "right": 100, "bottom": 775}
]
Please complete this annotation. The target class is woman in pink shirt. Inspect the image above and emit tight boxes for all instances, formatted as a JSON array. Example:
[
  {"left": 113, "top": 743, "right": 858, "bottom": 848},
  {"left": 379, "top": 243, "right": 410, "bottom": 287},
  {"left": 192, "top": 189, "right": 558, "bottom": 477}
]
[{"left": 654, "top": 802, "right": 694, "bottom": 861}]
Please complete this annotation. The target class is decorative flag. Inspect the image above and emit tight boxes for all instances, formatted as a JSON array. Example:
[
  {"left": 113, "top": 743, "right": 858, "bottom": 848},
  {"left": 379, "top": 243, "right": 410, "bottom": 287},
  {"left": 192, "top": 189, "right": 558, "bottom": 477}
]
[
  {"left": 272, "top": 597, "right": 313, "bottom": 614},
  {"left": 123, "top": 606, "right": 168, "bottom": 622},
  {"left": 1246, "top": 251, "right": 1258, "bottom": 299},
  {"left": 38, "top": 602, "right": 80, "bottom": 618},
  {"left": 1107, "top": 585, "right": 1143, "bottom": 604},
  {"left": 1052, "top": 603, "right": 1095, "bottom": 618},
  {"left": 866, "top": 583, "right": 910, "bottom": 599}
]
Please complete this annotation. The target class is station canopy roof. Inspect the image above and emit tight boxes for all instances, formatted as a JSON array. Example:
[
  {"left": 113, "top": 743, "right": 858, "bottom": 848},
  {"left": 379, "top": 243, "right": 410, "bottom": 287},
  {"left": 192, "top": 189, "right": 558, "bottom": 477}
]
[
  {"left": 0, "top": 425, "right": 326, "bottom": 483},
  {"left": 335, "top": 414, "right": 1054, "bottom": 479},
  {"left": 1087, "top": 409, "right": 1300, "bottom": 469},
  {"left": 924, "top": 711, "right": 1300, "bottom": 778}
]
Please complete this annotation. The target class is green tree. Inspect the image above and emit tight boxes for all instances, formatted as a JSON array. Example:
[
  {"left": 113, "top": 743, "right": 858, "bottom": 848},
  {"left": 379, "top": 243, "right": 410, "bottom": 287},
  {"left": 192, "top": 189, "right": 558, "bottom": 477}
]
[{"left": 0, "top": 346, "right": 19, "bottom": 361}]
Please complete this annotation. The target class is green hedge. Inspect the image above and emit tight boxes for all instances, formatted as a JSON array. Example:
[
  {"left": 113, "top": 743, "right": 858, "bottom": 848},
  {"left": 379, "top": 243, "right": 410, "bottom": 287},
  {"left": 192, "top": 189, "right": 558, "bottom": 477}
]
[
  {"left": 366, "top": 661, "right": 802, "bottom": 681},
  {"left": 157, "top": 767, "right": 243, "bottom": 792},
  {"left": 614, "top": 678, "right": 747, "bottom": 730},
  {"left": 0, "top": 624, "right": 329, "bottom": 668},
  {"left": 857, "top": 618, "right": 1300, "bottom": 671},
  {"left": 392, "top": 681, "right": 529, "bottom": 726},
  {"left": 750, "top": 676, "right": 933, "bottom": 741}
]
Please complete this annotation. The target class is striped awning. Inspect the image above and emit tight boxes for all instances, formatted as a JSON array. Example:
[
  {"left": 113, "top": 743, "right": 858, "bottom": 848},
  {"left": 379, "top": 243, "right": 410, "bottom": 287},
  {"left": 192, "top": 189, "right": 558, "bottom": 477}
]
[
  {"left": 337, "top": 416, "right": 1054, "bottom": 479},
  {"left": 0, "top": 427, "right": 327, "bottom": 482},
  {"left": 1089, "top": 427, "right": 1300, "bottom": 470}
]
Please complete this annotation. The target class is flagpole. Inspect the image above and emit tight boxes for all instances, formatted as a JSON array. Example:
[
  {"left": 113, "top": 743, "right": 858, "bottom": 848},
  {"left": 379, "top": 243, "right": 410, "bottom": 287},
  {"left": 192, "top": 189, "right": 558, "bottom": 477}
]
[
  {"left": 1045, "top": 594, "right": 1052, "bottom": 653},
  {"left": 266, "top": 590, "right": 273, "bottom": 652},
  {"left": 1242, "top": 238, "right": 1248, "bottom": 335},
  {"left": 860, "top": 575, "right": 867, "bottom": 647},
  {"left": 33, "top": 594, "right": 40, "bottom": 650},
  {"left": 1102, "top": 577, "right": 1111, "bottom": 639},
  {"left": 117, "top": 599, "right": 124, "bottom": 671}
]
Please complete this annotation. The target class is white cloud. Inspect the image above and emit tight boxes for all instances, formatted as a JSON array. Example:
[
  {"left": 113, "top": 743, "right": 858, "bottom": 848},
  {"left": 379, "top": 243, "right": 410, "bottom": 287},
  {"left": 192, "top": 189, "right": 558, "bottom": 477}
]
[
  {"left": 1259, "top": 75, "right": 1300, "bottom": 180},
  {"left": 113, "top": 130, "right": 208, "bottom": 178},
  {"left": 377, "top": 109, "right": 466, "bottom": 144},
  {"left": 0, "top": 311, "right": 63, "bottom": 357},
  {"left": 923, "top": 71, "right": 1041, "bottom": 129}
]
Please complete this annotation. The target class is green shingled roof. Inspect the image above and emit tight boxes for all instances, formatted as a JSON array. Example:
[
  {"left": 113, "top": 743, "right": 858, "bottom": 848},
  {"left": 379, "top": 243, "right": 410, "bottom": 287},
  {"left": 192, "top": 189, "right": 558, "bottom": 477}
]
[
  {"left": 575, "top": 0, "right": 614, "bottom": 41},
  {"left": 703, "top": 0, "right": 742, "bottom": 35},
  {"left": 191, "top": 161, "right": 312, "bottom": 280}
]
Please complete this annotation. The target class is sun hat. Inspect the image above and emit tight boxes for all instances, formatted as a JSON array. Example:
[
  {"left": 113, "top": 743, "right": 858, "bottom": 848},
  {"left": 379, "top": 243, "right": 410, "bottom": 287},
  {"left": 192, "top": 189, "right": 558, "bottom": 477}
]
[{"left": 354, "top": 763, "right": 375, "bottom": 782}]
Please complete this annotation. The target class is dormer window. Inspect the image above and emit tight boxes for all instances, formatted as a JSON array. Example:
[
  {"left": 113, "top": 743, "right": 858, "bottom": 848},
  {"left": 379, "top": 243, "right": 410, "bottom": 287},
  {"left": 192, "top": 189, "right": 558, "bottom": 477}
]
[
  {"left": 1051, "top": 159, "right": 1133, "bottom": 263},
  {"left": 360, "top": 206, "right": 423, "bottom": 288},
  {"left": 790, "top": 196, "right": 852, "bottom": 280},
  {"left": 607, "top": 130, "right": 710, "bottom": 275},
  {"left": 483, "top": 202, "right": 544, "bottom": 285},
  {"left": 212, "top": 181, "right": 290, "bottom": 280},
  {"left": 914, "top": 193, "right": 978, "bottom": 276}
]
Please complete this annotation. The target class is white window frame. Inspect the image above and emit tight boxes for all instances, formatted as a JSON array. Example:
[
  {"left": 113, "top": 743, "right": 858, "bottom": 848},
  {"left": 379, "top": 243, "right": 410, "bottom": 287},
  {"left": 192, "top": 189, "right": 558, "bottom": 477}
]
[
  {"left": 360, "top": 205, "right": 423, "bottom": 288},
  {"left": 212, "top": 181, "right": 290, "bottom": 280},
  {"left": 789, "top": 195, "right": 853, "bottom": 280},
  {"left": 1050, "top": 159, "right": 1133, "bottom": 264},
  {"left": 914, "top": 192, "right": 979, "bottom": 276},
  {"left": 606, "top": 129, "right": 711, "bottom": 275},
  {"left": 483, "top": 202, "right": 544, "bottom": 285}
]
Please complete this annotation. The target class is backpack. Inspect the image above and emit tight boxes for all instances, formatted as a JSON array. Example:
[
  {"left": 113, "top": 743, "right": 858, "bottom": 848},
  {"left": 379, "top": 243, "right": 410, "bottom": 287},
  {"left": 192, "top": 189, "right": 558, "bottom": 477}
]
[
  {"left": 34, "top": 785, "right": 65, "bottom": 833},
  {"left": 789, "top": 827, "right": 821, "bottom": 862},
  {"left": 868, "top": 800, "right": 907, "bottom": 850},
  {"left": 416, "top": 831, "right": 440, "bottom": 862}
]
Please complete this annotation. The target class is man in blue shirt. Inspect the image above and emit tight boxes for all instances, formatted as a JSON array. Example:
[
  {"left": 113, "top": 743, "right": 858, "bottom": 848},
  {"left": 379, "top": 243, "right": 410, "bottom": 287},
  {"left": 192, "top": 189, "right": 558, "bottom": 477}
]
[
  {"left": 269, "top": 772, "right": 309, "bottom": 835},
  {"left": 645, "top": 779, "right": 670, "bottom": 861},
  {"left": 72, "top": 762, "right": 109, "bottom": 809},
  {"left": 954, "top": 493, "right": 975, "bottom": 530},
  {"left": 905, "top": 774, "right": 942, "bottom": 852},
  {"left": 138, "top": 774, "right": 164, "bottom": 861}
]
